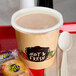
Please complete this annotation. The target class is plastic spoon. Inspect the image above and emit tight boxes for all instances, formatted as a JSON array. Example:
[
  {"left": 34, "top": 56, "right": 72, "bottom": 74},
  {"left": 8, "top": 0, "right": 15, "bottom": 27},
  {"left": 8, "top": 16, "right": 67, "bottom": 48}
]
[{"left": 58, "top": 32, "right": 72, "bottom": 76}]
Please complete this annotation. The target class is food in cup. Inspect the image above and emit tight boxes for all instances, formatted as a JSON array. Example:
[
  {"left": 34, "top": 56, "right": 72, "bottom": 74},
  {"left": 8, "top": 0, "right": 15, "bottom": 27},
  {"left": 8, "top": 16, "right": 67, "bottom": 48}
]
[{"left": 16, "top": 13, "right": 58, "bottom": 30}]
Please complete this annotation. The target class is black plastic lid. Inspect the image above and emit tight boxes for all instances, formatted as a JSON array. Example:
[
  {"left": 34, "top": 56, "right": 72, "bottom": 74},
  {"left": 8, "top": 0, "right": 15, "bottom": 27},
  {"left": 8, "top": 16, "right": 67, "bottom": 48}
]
[{"left": 37, "top": 0, "right": 53, "bottom": 8}]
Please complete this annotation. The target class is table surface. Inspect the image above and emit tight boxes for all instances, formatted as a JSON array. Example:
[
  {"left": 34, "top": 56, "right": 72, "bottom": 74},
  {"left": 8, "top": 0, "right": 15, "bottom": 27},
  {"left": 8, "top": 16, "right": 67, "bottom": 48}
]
[{"left": 0, "top": 23, "right": 76, "bottom": 76}]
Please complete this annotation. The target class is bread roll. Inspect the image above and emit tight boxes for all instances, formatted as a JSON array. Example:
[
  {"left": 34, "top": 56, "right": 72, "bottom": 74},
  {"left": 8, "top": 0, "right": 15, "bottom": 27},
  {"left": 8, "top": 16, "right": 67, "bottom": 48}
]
[{"left": 1, "top": 59, "right": 29, "bottom": 76}]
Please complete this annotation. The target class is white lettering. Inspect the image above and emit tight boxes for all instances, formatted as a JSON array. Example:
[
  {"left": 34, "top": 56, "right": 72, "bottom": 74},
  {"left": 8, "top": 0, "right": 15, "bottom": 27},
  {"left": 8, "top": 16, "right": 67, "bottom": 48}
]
[
  {"left": 30, "top": 56, "right": 33, "bottom": 60},
  {"left": 37, "top": 52, "right": 41, "bottom": 56},
  {"left": 42, "top": 56, "right": 45, "bottom": 60},
  {"left": 29, "top": 53, "right": 33, "bottom": 56},
  {"left": 33, "top": 53, "right": 37, "bottom": 56},
  {"left": 36, "top": 57, "right": 39, "bottom": 61},
  {"left": 42, "top": 52, "right": 46, "bottom": 56},
  {"left": 33, "top": 57, "right": 36, "bottom": 60},
  {"left": 29, "top": 52, "right": 46, "bottom": 61},
  {"left": 40, "top": 56, "right": 45, "bottom": 61}
]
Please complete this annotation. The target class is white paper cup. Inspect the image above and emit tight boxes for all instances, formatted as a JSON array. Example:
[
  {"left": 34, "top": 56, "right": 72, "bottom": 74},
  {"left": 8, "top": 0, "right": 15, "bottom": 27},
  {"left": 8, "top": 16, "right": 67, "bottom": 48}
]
[{"left": 11, "top": 7, "right": 63, "bottom": 69}]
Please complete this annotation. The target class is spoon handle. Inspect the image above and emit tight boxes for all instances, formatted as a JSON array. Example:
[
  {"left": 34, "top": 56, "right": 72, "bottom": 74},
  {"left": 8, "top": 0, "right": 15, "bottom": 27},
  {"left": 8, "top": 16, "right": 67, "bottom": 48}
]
[{"left": 61, "top": 52, "right": 67, "bottom": 76}]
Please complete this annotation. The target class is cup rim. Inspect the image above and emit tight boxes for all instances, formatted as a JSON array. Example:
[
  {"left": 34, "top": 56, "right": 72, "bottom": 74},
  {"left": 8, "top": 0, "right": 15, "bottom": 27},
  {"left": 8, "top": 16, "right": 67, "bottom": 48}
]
[{"left": 11, "top": 7, "right": 63, "bottom": 34}]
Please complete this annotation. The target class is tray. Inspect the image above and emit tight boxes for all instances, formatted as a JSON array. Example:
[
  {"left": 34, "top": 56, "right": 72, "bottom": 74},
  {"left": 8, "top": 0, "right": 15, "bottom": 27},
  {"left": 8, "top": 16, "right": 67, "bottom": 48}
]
[{"left": 0, "top": 22, "right": 76, "bottom": 76}]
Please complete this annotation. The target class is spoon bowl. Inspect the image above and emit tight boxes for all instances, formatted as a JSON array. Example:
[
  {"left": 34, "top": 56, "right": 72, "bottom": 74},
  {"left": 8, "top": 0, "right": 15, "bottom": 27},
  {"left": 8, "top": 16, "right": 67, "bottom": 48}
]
[{"left": 58, "top": 31, "right": 72, "bottom": 51}]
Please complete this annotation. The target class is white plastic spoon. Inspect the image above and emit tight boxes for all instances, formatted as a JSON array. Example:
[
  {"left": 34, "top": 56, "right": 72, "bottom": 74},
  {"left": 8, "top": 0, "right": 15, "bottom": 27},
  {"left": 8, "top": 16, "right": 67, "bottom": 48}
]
[{"left": 58, "top": 32, "right": 72, "bottom": 76}]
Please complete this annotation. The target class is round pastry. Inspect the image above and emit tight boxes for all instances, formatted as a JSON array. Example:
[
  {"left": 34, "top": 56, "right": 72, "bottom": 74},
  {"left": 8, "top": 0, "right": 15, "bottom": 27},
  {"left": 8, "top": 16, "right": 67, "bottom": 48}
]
[{"left": 1, "top": 59, "right": 29, "bottom": 76}]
